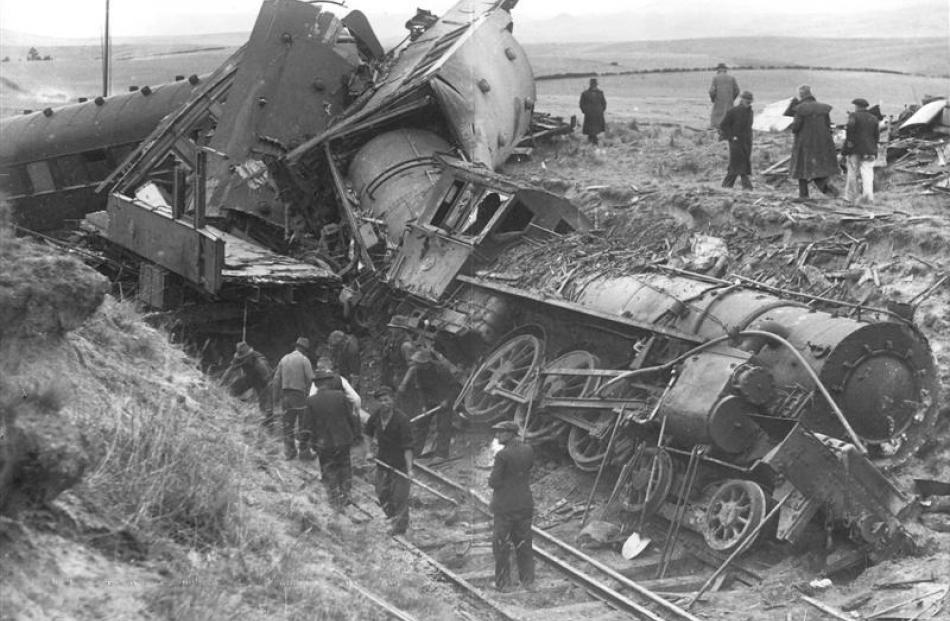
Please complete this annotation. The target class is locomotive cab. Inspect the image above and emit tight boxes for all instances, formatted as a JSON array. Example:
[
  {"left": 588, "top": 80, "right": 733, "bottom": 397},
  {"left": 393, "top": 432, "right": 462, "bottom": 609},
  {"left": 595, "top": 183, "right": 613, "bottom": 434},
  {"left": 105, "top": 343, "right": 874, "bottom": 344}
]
[{"left": 387, "top": 156, "right": 591, "bottom": 302}]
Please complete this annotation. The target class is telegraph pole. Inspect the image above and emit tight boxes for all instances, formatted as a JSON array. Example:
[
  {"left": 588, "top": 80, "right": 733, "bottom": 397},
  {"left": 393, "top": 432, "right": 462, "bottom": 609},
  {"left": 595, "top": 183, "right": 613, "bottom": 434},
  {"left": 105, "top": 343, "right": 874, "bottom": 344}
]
[{"left": 102, "top": 0, "right": 111, "bottom": 97}]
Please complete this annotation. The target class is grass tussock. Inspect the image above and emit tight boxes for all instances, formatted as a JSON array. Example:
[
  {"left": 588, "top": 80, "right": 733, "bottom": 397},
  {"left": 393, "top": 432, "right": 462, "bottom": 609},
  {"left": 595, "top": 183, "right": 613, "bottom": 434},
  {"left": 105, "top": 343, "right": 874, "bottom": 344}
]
[{"left": 82, "top": 396, "right": 243, "bottom": 546}]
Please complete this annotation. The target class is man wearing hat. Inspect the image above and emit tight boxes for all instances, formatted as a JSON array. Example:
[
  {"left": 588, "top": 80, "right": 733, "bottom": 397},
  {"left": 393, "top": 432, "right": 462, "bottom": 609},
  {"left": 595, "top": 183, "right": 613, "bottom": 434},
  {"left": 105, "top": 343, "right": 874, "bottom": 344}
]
[
  {"left": 364, "top": 385, "right": 414, "bottom": 534},
  {"left": 225, "top": 341, "right": 275, "bottom": 430},
  {"left": 842, "top": 98, "right": 880, "bottom": 205},
  {"left": 327, "top": 330, "right": 361, "bottom": 392},
  {"left": 718, "top": 90, "right": 755, "bottom": 190},
  {"left": 397, "top": 348, "right": 462, "bottom": 459},
  {"left": 786, "top": 85, "right": 840, "bottom": 200},
  {"left": 579, "top": 78, "right": 607, "bottom": 144},
  {"left": 307, "top": 369, "right": 362, "bottom": 509},
  {"left": 489, "top": 420, "right": 535, "bottom": 592},
  {"left": 709, "top": 63, "right": 740, "bottom": 129},
  {"left": 273, "top": 337, "right": 314, "bottom": 460}
]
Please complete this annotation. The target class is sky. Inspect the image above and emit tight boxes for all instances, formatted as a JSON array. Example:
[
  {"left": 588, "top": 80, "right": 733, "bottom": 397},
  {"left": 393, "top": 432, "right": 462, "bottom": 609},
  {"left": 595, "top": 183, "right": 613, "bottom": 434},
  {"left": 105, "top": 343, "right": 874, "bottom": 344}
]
[{"left": 0, "top": 0, "right": 918, "bottom": 39}]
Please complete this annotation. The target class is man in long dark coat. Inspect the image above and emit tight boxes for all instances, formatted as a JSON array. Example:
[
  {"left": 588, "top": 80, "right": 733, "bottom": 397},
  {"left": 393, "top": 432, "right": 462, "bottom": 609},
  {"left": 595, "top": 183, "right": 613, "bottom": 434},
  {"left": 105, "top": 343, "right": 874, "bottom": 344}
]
[
  {"left": 579, "top": 78, "right": 606, "bottom": 144},
  {"left": 307, "top": 370, "right": 361, "bottom": 510},
  {"left": 709, "top": 63, "right": 740, "bottom": 129},
  {"left": 786, "top": 85, "right": 839, "bottom": 199},
  {"left": 718, "top": 90, "right": 755, "bottom": 190},
  {"left": 489, "top": 420, "right": 535, "bottom": 592}
]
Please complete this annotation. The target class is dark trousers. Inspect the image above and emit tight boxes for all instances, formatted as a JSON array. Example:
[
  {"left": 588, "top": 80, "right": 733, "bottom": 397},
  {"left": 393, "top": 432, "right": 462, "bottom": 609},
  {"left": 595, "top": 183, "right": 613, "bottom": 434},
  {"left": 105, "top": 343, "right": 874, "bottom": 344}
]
[
  {"left": 232, "top": 376, "right": 274, "bottom": 428},
  {"left": 493, "top": 508, "right": 535, "bottom": 589},
  {"left": 318, "top": 446, "right": 353, "bottom": 509},
  {"left": 415, "top": 405, "right": 454, "bottom": 459},
  {"left": 722, "top": 172, "right": 753, "bottom": 189},
  {"left": 376, "top": 466, "right": 410, "bottom": 534},
  {"left": 798, "top": 177, "right": 837, "bottom": 198},
  {"left": 281, "top": 389, "right": 308, "bottom": 458}
]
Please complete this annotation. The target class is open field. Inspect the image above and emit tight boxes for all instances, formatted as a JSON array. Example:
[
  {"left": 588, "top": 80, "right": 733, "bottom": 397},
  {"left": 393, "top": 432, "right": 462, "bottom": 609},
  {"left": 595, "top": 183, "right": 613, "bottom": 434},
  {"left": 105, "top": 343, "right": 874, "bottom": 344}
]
[
  {"left": 523, "top": 37, "right": 950, "bottom": 78},
  {"left": 0, "top": 45, "right": 232, "bottom": 116},
  {"left": 537, "top": 70, "right": 949, "bottom": 127},
  {"left": 3, "top": 35, "right": 947, "bottom": 118}
]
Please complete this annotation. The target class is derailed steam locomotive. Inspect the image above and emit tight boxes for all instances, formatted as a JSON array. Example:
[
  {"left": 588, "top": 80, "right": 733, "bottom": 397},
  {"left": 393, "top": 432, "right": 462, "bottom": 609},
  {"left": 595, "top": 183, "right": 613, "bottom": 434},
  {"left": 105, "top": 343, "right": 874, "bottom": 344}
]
[{"left": 354, "top": 156, "right": 937, "bottom": 556}]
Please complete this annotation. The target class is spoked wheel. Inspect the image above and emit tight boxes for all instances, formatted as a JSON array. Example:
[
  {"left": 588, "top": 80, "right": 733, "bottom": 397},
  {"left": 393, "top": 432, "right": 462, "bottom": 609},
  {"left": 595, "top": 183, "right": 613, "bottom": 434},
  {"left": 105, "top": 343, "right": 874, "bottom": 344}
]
[
  {"left": 567, "top": 413, "right": 615, "bottom": 471},
  {"left": 702, "top": 479, "right": 767, "bottom": 554},
  {"left": 462, "top": 334, "right": 543, "bottom": 423},
  {"left": 622, "top": 447, "right": 673, "bottom": 519},
  {"left": 516, "top": 350, "right": 599, "bottom": 442},
  {"left": 566, "top": 374, "right": 654, "bottom": 472}
]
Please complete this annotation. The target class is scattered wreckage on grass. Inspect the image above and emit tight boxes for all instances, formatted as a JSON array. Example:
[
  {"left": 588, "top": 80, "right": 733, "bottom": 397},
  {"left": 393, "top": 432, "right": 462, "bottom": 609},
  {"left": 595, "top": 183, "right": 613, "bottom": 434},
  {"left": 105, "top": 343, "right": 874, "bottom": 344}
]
[{"left": 0, "top": 0, "right": 941, "bottom": 562}]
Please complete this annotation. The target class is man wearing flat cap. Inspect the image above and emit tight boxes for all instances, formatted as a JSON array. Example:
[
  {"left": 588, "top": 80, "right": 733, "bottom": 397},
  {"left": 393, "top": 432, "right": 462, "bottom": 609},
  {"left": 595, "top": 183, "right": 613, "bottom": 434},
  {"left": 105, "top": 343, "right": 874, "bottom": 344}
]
[
  {"left": 307, "top": 369, "right": 362, "bottom": 509},
  {"left": 489, "top": 420, "right": 535, "bottom": 592},
  {"left": 709, "top": 63, "right": 740, "bottom": 129},
  {"left": 273, "top": 337, "right": 314, "bottom": 460},
  {"left": 718, "top": 90, "right": 755, "bottom": 190},
  {"left": 225, "top": 341, "right": 275, "bottom": 430},
  {"left": 397, "top": 348, "right": 462, "bottom": 459},
  {"left": 364, "top": 385, "right": 414, "bottom": 534},
  {"left": 842, "top": 98, "right": 880, "bottom": 205}
]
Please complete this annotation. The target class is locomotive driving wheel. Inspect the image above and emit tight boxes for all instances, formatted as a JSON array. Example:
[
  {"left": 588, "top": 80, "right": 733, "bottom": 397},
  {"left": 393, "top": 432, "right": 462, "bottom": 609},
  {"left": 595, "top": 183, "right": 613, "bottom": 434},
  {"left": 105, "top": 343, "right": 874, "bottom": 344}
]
[
  {"left": 702, "top": 479, "right": 767, "bottom": 554},
  {"left": 515, "top": 350, "right": 600, "bottom": 442},
  {"left": 622, "top": 447, "right": 673, "bottom": 519},
  {"left": 567, "top": 416, "right": 614, "bottom": 471},
  {"left": 461, "top": 334, "right": 543, "bottom": 423},
  {"left": 566, "top": 372, "right": 654, "bottom": 472}
]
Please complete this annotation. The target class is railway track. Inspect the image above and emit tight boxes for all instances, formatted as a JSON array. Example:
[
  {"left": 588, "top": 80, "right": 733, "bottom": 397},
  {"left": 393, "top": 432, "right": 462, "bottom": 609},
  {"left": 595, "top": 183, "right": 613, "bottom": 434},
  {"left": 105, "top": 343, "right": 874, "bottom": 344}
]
[{"left": 351, "top": 443, "right": 760, "bottom": 621}]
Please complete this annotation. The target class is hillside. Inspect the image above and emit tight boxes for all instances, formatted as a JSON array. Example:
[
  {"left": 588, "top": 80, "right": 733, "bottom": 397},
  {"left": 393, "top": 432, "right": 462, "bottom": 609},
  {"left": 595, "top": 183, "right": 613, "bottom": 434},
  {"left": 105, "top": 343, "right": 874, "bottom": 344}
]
[{"left": 0, "top": 224, "right": 462, "bottom": 620}]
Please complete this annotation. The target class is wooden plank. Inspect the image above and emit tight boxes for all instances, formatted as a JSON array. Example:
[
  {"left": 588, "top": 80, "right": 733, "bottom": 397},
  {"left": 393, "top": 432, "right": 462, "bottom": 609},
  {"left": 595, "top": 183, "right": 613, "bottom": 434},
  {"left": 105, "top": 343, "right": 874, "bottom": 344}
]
[
  {"left": 521, "top": 601, "right": 612, "bottom": 620},
  {"left": 106, "top": 194, "right": 224, "bottom": 293}
]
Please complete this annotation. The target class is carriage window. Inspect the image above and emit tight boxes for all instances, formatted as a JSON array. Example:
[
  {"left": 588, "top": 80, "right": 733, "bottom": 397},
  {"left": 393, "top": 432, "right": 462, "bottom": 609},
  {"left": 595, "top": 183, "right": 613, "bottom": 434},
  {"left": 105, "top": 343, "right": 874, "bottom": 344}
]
[
  {"left": 51, "top": 155, "right": 88, "bottom": 188},
  {"left": 431, "top": 179, "right": 465, "bottom": 228},
  {"left": 82, "top": 149, "right": 112, "bottom": 180},
  {"left": 461, "top": 191, "right": 507, "bottom": 236},
  {"left": 496, "top": 200, "right": 534, "bottom": 233},
  {"left": 442, "top": 186, "right": 478, "bottom": 231},
  {"left": 0, "top": 166, "right": 33, "bottom": 196},
  {"left": 26, "top": 162, "right": 55, "bottom": 193}
]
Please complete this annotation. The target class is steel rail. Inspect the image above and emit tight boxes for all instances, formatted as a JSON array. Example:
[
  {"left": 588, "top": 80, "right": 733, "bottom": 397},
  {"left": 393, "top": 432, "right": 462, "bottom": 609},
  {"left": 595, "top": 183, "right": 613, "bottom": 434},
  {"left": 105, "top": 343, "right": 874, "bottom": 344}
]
[
  {"left": 414, "top": 463, "right": 705, "bottom": 621},
  {"left": 391, "top": 535, "right": 524, "bottom": 621}
]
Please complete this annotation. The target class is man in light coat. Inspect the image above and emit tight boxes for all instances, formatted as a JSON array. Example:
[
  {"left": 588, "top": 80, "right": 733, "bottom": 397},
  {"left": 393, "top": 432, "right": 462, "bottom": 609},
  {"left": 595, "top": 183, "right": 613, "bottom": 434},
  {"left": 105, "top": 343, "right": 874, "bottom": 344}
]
[
  {"left": 273, "top": 337, "right": 314, "bottom": 460},
  {"left": 709, "top": 63, "right": 740, "bottom": 129}
]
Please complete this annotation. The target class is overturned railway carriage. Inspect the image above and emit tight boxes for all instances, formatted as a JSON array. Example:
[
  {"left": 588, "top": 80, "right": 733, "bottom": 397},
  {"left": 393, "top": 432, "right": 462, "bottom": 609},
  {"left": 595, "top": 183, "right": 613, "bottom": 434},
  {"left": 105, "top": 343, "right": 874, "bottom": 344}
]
[
  {"left": 0, "top": 77, "right": 204, "bottom": 231},
  {"left": 365, "top": 159, "right": 937, "bottom": 555}
]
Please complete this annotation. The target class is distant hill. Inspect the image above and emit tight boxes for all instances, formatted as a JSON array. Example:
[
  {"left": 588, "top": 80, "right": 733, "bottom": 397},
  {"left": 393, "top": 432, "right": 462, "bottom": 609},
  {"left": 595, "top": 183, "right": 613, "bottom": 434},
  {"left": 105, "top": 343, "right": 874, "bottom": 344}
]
[
  {"left": 524, "top": 37, "right": 950, "bottom": 79},
  {"left": 512, "top": 1, "right": 948, "bottom": 43},
  {"left": 2, "top": 0, "right": 946, "bottom": 49}
]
